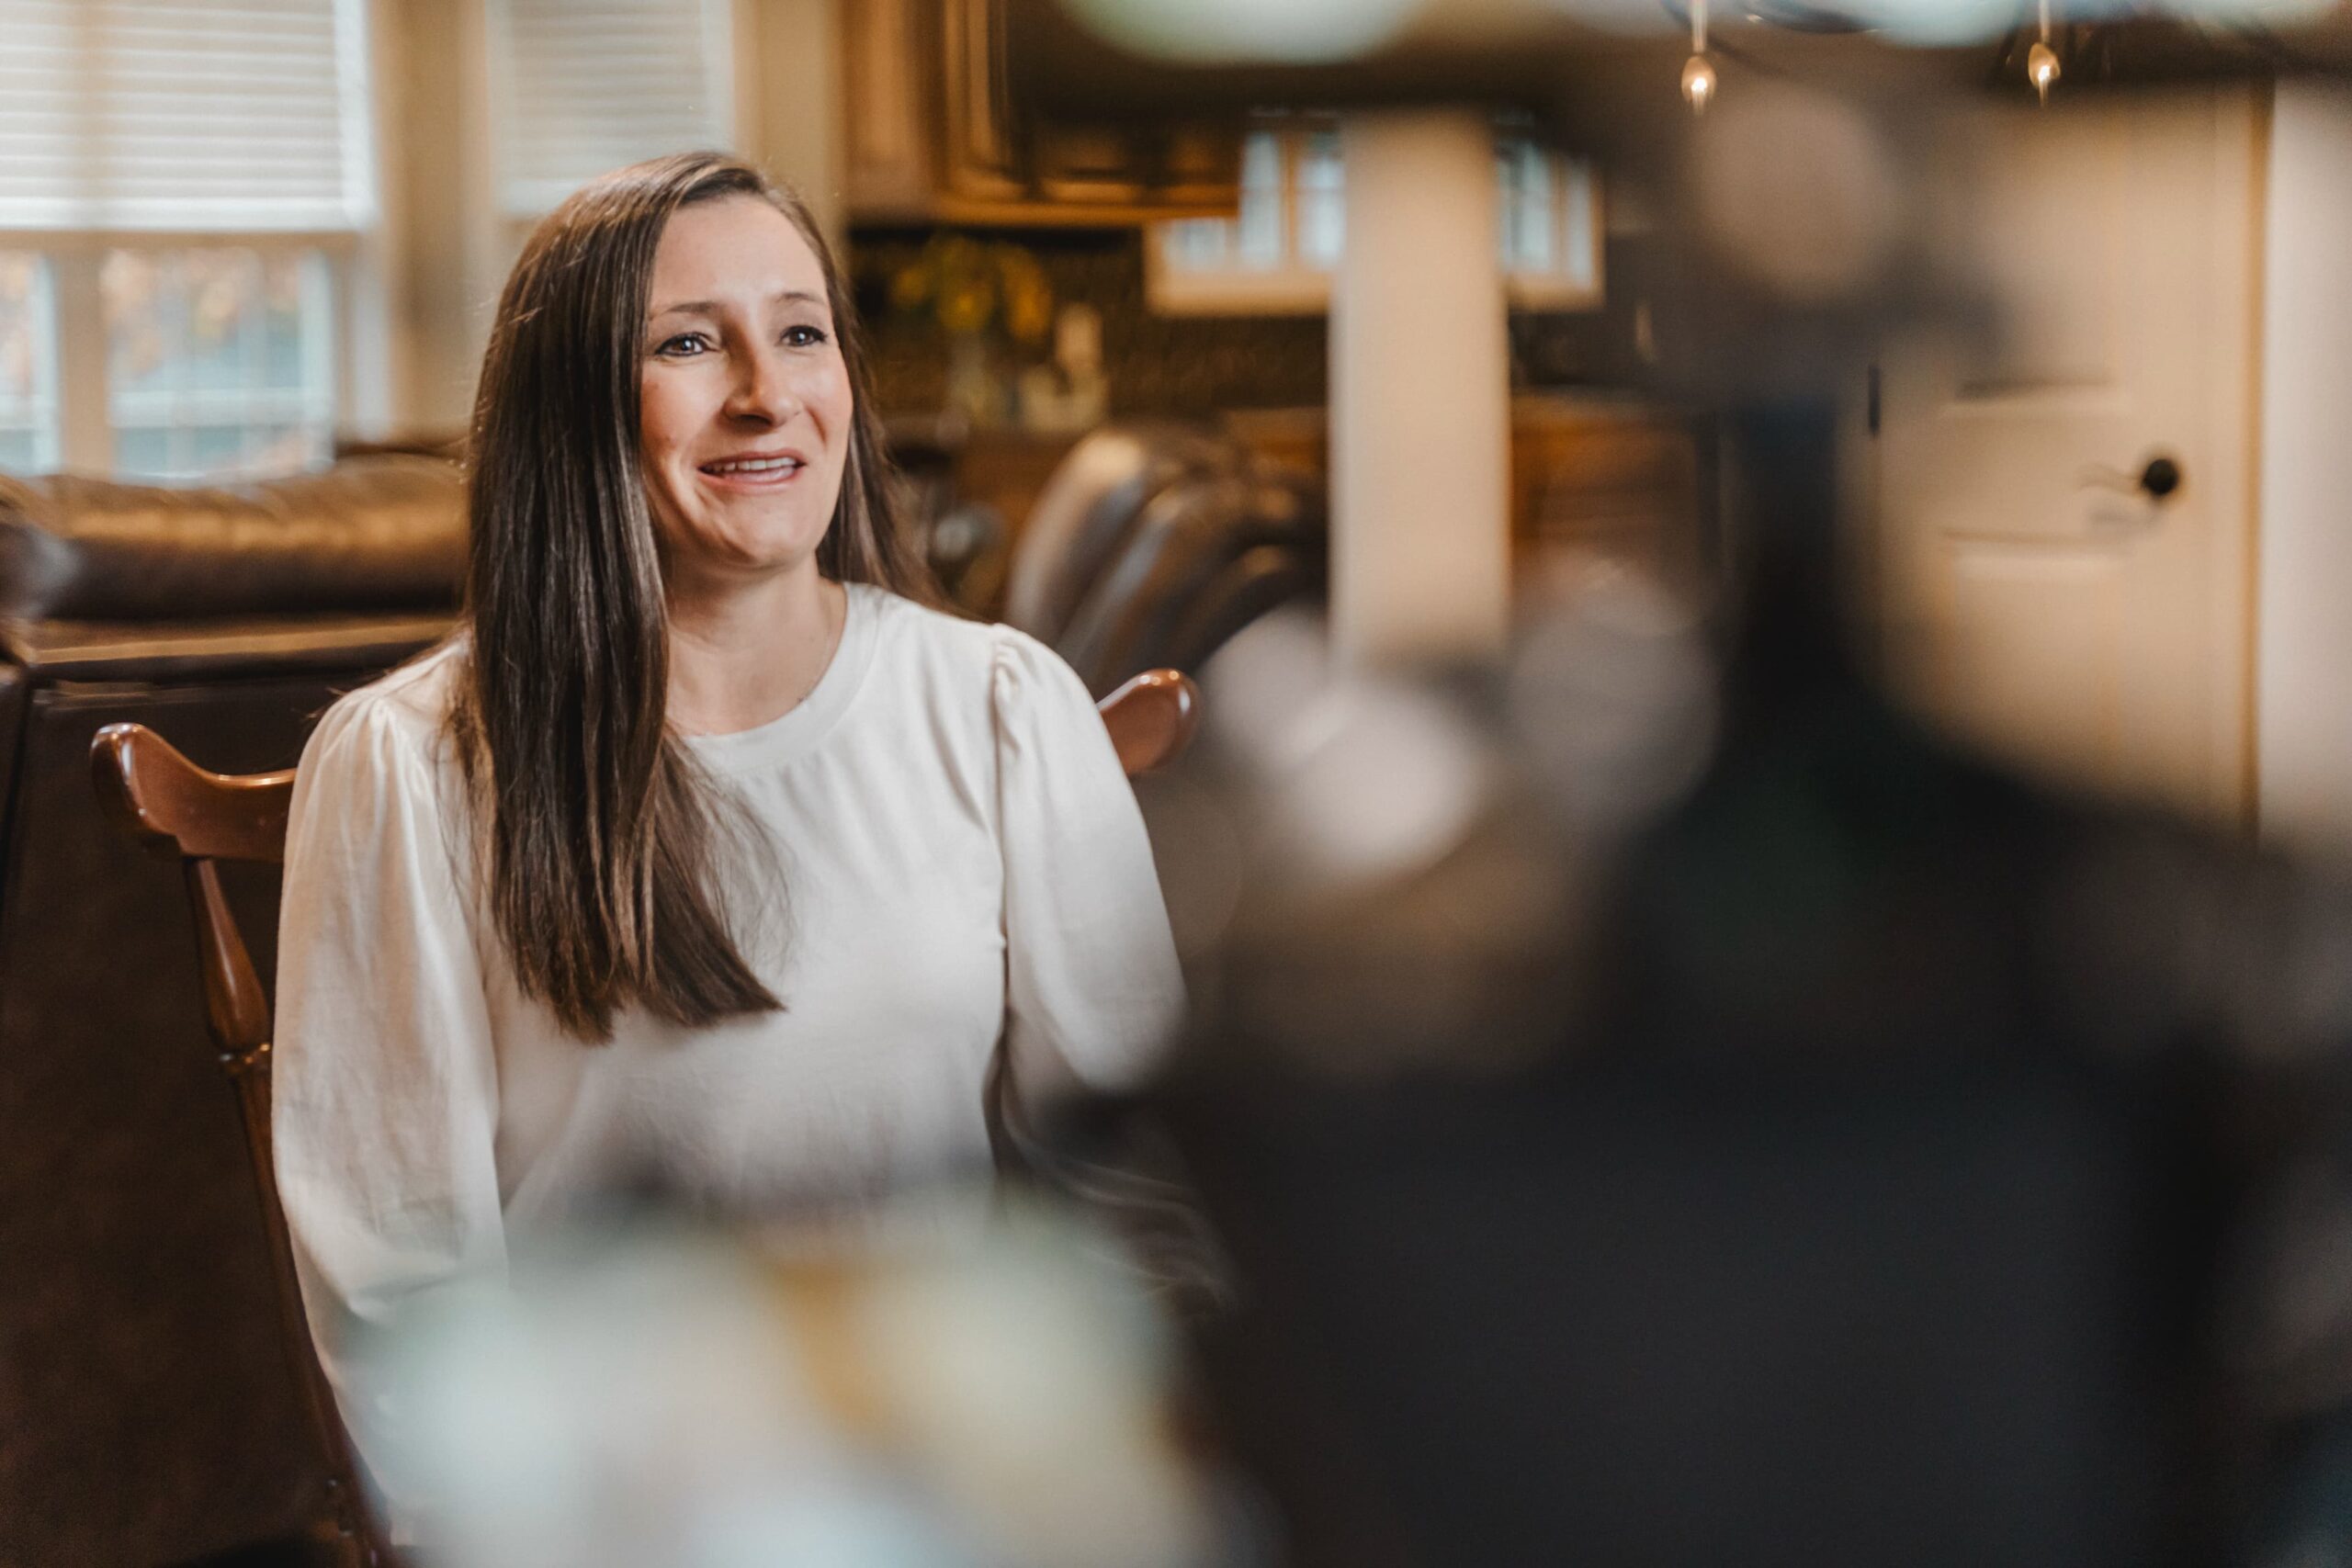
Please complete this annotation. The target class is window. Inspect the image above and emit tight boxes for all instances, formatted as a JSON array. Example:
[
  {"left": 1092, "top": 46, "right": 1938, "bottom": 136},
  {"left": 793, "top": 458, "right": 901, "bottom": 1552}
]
[
  {"left": 1498, "top": 138, "right": 1603, "bottom": 309},
  {"left": 104, "top": 248, "right": 335, "bottom": 482},
  {"left": 1152, "top": 121, "right": 1340, "bottom": 315},
  {"left": 0, "top": 0, "right": 376, "bottom": 479},
  {"left": 1147, "top": 119, "right": 1605, "bottom": 317},
  {"left": 0, "top": 254, "right": 61, "bottom": 474},
  {"left": 489, "top": 0, "right": 736, "bottom": 219}
]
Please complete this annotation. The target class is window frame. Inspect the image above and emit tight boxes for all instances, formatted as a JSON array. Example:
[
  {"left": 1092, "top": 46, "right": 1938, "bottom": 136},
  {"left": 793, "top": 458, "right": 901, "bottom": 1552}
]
[{"left": 1144, "top": 119, "right": 1608, "bottom": 319}]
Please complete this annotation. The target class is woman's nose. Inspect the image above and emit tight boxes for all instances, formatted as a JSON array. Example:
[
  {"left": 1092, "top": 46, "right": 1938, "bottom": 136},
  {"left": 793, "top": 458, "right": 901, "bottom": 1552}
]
[{"left": 727, "top": 345, "right": 801, "bottom": 425}]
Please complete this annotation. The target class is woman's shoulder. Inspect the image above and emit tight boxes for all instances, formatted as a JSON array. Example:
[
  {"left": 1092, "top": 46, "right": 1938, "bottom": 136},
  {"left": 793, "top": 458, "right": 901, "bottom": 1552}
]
[
  {"left": 300, "top": 638, "right": 468, "bottom": 788},
  {"left": 854, "top": 584, "right": 1088, "bottom": 714},
  {"left": 854, "top": 581, "right": 1001, "bottom": 659},
  {"left": 285, "top": 640, "right": 479, "bottom": 895}
]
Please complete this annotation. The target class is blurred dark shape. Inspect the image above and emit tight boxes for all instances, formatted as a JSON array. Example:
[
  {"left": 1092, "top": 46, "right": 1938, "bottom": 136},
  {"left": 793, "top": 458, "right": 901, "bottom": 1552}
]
[
  {"left": 1008, "top": 423, "right": 1325, "bottom": 695},
  {"left": 925, "top": 498, "right": 1012, "bottom": 611},
  {"left": 880, "top": 415, "right": 1017, "bottom": 615},
  {"left": 1136, "top": 404, "right": 2352, "bottom": 1568}
]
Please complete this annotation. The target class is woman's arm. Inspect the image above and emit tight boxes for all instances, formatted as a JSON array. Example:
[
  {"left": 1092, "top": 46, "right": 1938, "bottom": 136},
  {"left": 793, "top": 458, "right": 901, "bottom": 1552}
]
[
  {"left": 991, "top": 630, "right": 1186, "bottom": 1102},
  {"left": 271, "top": 689, "right": 506, "bottom": 1531},
  {"left": 989, "top": 632, "right": 1231, "bottom": 1309}
]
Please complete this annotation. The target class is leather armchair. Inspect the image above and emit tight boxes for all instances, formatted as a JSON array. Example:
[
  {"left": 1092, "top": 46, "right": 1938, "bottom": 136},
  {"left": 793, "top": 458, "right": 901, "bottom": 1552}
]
[
  {"left": 1003, "top": 423, "right": 1250, "bottom": 650},
  {"left": 0, "top": 457, "right": 461, "bottom": 1567},
  {"left": 1008, "top": 423, "right": 1325, "bottom": 696}
]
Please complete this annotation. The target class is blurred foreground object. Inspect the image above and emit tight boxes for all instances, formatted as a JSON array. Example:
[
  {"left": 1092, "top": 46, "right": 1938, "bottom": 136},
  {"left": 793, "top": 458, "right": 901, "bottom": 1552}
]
[
  {"left": 370, "top": 1203, "right": 1228, "bottom": 1568},
  {"left": 1058, "top": 0, "right": 1429, "bottom": 62},
  {"left": 1148, "top": 406, "right": 2352, "bottom": 1567}
]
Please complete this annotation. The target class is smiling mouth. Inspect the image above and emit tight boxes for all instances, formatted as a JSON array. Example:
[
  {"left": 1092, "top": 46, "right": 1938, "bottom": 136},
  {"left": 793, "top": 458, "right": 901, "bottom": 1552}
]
[{"left": 699, "top": 454, "right": 805, "bottom": 478}]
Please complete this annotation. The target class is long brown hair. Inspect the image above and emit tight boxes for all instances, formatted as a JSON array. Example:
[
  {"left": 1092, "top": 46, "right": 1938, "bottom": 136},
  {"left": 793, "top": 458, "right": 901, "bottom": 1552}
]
[{"left": 452, "top": 152, "right": 931, "bottom": 1042}]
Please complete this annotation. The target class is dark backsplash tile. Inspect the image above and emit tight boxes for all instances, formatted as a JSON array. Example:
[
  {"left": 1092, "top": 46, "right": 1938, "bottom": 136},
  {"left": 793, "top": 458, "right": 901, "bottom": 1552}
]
[
  {"left": 851, "top": 225, "right": 1640, "bottom": 421},
  {"left": 854, "top": 226, "right": 1327, "bottom": 419}
]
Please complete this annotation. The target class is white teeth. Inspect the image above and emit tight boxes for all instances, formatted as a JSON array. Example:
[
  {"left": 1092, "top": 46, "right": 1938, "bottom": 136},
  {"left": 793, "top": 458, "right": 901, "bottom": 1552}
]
[{"left": 703, "top": 456, "right": 802, "bottom": 476}]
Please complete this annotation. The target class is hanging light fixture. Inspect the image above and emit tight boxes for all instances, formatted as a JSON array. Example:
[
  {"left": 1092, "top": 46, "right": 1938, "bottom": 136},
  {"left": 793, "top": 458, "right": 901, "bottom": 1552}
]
[
  {"left": 1682, "top": 0, "right": 1716, "bottom": 115},
  {"left": 2028, "top": 0, "right": 2060, "bottom": 102}
]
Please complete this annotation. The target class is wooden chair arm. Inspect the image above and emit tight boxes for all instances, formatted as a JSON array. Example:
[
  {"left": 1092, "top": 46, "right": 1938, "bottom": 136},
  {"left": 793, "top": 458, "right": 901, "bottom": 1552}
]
[
  {"left": 1100, "top": 669, "right": 1200, "bottom": 776},
  {"left": 91, "top": 723, "right": 295, "bottom": 866}
]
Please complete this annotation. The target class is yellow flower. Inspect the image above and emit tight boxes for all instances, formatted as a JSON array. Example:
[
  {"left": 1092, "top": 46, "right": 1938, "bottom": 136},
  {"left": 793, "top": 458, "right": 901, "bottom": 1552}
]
[
  {"left": 1005, "top": 278, "right": 1052, "bottom": 344},
  {"left": 938, "top": 280, "right": 993, "bottom": 336},
  {"left": 889, "top": 262, "right": 933, "bottom": 312}
]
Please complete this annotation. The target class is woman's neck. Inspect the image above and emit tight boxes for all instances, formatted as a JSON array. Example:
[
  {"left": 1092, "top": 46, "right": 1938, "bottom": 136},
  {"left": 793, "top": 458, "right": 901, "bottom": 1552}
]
[{"left": 663, "top": 560, "right": 848, "bottom": 737}]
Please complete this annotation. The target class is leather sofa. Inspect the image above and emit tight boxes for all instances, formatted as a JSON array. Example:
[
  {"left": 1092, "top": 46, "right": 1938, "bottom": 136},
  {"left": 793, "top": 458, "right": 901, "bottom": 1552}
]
[
  {"left": 0, "top": 457, "right": 462, "bottom": 1567},
  {"left": 1006, "top": 423, "right": 1326, "bottom": 696}
]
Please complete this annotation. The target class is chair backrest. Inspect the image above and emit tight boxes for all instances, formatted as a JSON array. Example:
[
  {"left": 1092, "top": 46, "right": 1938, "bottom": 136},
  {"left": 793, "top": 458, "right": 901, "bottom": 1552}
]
[
  {"left": 1056, "top": 468, "right": 1324, "bottom": 695},
  {"left": 87, "top": 739, "right": 373, "bottom": 1562},
  {"left": 85, "top": 665, "right": 1200, "bottom": 1565},
  {"left": 1003, "top": 423, "right": 1238, "bottom": 645}
]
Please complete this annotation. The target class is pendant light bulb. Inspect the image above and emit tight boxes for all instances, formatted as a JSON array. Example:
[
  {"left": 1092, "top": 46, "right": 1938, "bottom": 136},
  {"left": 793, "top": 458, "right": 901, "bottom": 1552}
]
[
  {"left": 2028, "top": 39, "right": 2060, "bottom": 102},
  {"left": 1682, "top": 52, "right": 1717, "bottom": 115},
  {"left": 2030, "top": 0, "right": 2058, "bottom": 104},
  {"left": 1682, "top": 0, "right": 1713, "bottom": 117}
]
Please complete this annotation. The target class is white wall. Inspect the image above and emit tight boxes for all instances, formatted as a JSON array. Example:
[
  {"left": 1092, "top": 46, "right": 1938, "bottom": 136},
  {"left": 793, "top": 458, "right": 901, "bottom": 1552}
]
[
  {"left": 383, "top": 0, "right": 503, "bottom": 434},
  {"left": 748, "top": 0, "right": 846, "bottom": 250},
  {"left": 2257, "top": 83, "right": 2352, "bottom": 852}
]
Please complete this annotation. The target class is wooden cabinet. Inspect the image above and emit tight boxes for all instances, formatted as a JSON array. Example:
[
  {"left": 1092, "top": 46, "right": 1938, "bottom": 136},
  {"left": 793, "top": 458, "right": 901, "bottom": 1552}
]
[
  {"left": 841, "top": 0, "right": 1240, "bottom": 226},
  {"left": 840, "top": 0, "right": 938, "bottom": 219}
]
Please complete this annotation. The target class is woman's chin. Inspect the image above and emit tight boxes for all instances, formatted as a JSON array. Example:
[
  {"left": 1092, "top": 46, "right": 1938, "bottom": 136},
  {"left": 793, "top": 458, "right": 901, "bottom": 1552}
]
[{"left": 662, "top": 514, "right": 832, "bottom": 581}]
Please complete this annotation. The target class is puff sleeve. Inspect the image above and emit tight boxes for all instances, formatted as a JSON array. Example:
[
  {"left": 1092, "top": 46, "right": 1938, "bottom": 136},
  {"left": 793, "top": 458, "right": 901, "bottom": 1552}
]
[
  {"left": 271, "top": 688, "right": 506, "bottom": 1519},
  {"left": 992, "top": 631, "right": 1185, "bottom": 1100}
]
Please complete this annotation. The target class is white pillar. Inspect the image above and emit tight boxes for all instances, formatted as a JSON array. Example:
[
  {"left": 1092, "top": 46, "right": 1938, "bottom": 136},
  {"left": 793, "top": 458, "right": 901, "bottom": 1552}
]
[
  {"left": 1329, "top": 108, "right": 1511, "bottom": 666},
  {"left": 52, "top": 252, "right": 109, "bottom": 476},
  {"left": 2258, "top": 83, "right": 2352, "bottom": 853},
  {"left": 750, "top": 0, "right": 847, "bottom": 251}
]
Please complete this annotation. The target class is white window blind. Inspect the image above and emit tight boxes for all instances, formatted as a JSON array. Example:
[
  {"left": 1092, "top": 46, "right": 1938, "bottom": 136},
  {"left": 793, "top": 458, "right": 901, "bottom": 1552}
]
[
  {"left": 0, "top": 0, "right": 377, "bottom": 232},
  {"left": 491, "top": 0, "right": 735, "bottom": 219}
]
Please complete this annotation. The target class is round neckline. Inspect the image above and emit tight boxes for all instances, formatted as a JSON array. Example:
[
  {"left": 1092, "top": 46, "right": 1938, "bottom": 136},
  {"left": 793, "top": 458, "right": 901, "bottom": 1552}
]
[{"left": 681, "top": 581, "right": 884, "bottom": 773}]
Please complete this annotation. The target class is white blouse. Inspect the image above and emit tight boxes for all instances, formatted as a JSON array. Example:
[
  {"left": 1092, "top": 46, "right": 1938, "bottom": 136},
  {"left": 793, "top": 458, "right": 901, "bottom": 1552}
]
[{"left": 271, "top": 583, "right": 1184, "bottom": 1492}]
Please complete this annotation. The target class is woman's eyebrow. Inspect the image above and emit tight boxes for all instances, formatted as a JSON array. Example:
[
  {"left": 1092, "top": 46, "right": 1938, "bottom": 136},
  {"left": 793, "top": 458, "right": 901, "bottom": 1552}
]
[{"left": 649, "top": 288, "right": 822, "bottom": 321}]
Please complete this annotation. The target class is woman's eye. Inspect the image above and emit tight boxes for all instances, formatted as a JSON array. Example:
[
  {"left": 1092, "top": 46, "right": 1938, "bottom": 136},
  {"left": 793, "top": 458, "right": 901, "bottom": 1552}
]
[
  {"left": 782, "top": 324, "right": 831, "bottom": 349},
  {"left": 656, "top": 332, "right": 713, "bottom": 357}
]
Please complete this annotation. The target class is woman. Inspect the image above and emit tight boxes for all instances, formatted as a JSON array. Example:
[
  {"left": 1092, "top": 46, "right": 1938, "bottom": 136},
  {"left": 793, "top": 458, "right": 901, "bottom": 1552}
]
[{"left": 271, "top": 153, "right": 1182, "bottom": 1503}]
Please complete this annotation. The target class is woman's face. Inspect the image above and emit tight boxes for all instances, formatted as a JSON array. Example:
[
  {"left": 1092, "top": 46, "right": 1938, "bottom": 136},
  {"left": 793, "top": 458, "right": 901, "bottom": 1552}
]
[{"left": 638, "top": 195, "right": 853, "bottom": 586}]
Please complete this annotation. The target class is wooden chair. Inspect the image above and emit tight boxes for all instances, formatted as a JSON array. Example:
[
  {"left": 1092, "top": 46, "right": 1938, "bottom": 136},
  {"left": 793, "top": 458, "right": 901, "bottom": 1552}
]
[{"left": 88, "top": 665, "right": 1200, "bottom": 1567}]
